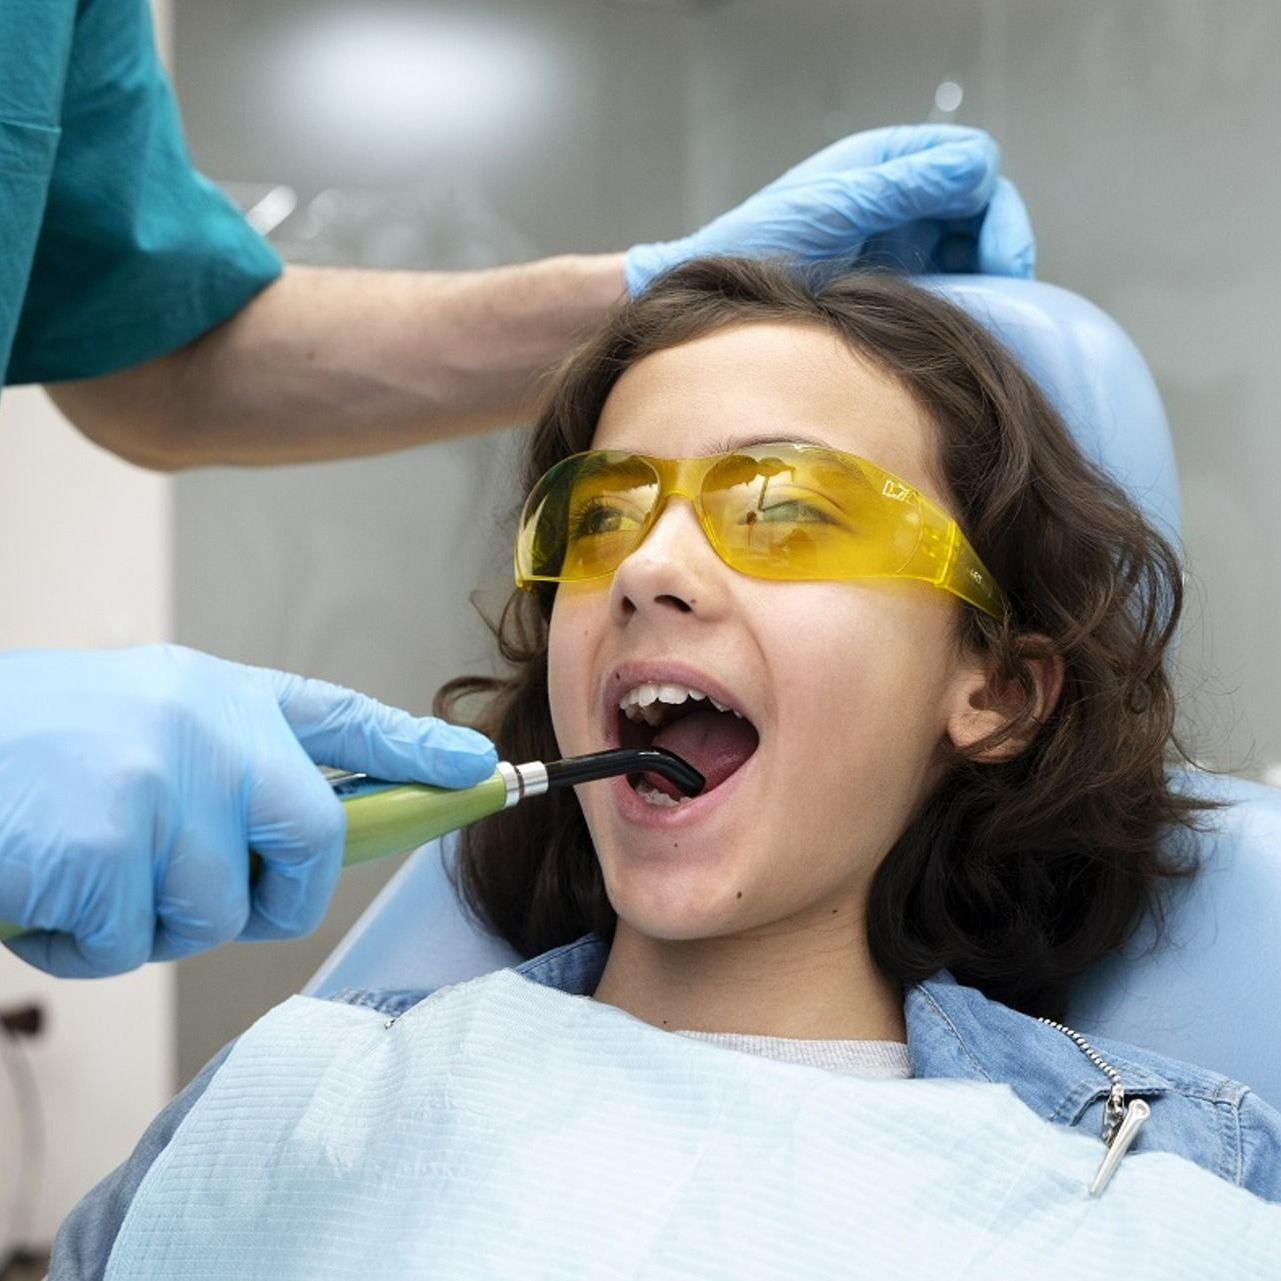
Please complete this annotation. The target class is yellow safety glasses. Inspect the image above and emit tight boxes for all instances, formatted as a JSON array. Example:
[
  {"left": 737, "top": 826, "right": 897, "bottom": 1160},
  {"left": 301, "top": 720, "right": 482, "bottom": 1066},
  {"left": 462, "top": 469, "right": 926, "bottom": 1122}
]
[{"left": 515, "top": 443, "right": 1007, "bottom": 620}]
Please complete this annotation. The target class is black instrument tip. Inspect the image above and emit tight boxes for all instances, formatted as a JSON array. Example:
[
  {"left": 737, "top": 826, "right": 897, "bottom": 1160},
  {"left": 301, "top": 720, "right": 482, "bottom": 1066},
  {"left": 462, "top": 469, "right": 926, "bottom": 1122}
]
[{"left": 543, "top": 747, "right": 704, "bottom": 796}]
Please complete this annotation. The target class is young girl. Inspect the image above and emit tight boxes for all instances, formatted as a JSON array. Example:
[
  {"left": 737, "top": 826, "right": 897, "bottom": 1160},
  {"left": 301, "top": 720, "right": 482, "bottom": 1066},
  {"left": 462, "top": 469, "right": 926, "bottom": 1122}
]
[{"left": 53, "top": 260, "right": 1281, "bottom": 1278}]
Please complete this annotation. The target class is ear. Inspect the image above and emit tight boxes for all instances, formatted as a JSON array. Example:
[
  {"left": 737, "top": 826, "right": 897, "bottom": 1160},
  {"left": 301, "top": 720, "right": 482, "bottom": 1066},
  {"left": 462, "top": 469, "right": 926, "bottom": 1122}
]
[{"left": 946, "top": 636, "right": 1065, "bottom": 762}]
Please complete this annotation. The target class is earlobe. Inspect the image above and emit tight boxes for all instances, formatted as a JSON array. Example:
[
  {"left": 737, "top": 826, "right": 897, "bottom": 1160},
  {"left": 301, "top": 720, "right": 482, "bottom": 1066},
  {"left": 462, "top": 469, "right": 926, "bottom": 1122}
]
[{"left": 947, "top": 639, "right": 1065, "bottom": 762}]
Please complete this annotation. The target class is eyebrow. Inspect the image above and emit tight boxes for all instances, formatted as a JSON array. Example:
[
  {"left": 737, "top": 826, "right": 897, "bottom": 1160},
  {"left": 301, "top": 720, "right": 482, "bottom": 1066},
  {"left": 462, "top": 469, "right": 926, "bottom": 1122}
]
[{"left": 704, "top": 432, "right": 834, "bottom": 453}]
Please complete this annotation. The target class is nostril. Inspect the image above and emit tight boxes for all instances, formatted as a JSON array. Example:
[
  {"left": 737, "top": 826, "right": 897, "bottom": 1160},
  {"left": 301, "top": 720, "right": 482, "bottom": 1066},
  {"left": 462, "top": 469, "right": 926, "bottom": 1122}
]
[
  {"left": 617, "top": 592, "right": 691, "bottom": 618},
  {"left": 656, "top": 594, "right": 692, "bottom": 613}
]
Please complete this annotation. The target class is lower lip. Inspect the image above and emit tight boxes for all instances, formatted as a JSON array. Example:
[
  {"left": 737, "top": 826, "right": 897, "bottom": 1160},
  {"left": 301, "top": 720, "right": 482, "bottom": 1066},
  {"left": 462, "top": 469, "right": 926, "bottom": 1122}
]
[{"left": 608, "top": 749, "right": 757, "bottom": 829}]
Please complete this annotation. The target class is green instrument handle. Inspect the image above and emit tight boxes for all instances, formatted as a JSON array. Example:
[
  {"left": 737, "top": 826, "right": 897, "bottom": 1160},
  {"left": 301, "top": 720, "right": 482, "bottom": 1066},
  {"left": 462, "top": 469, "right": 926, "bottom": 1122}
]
[
  {"left": 0, "top": 768, "right": 508, "bottom": 944},
  {"left": 338, "top": 769, "right": 507, "bottom": 865}
]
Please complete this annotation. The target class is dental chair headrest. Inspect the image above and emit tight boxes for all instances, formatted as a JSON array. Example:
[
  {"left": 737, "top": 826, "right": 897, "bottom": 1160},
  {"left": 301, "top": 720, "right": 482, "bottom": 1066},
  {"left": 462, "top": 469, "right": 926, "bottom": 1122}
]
[{"left": 931, "top": 276, "right": 1181, "bottom": 546}]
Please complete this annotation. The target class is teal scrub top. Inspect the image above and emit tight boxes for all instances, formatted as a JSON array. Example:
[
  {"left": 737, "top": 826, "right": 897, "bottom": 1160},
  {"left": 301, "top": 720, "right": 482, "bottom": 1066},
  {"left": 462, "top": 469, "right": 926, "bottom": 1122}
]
[{"left": 0, "top": 0, "right": 282, "bottom": 388}]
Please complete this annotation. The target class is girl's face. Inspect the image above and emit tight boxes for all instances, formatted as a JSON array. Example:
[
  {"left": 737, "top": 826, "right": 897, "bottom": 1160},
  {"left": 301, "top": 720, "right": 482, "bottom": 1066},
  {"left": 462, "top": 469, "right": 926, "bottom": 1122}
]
[{"left": 547, "top": 321, "right": 993, "bottom": 945}]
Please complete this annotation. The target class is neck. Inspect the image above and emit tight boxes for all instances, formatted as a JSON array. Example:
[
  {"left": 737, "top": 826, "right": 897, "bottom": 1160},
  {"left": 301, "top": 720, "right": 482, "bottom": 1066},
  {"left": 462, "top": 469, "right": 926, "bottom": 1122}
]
[{"left": 591, "top": 915, "right": 906, "bottom": 1042}]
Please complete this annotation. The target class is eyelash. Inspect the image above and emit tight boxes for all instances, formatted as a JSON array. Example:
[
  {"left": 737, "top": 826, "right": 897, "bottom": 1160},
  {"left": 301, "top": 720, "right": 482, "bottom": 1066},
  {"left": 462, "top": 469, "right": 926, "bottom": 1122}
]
[{"left": 569, "top": 497, "right": 643, "bottom": 538}]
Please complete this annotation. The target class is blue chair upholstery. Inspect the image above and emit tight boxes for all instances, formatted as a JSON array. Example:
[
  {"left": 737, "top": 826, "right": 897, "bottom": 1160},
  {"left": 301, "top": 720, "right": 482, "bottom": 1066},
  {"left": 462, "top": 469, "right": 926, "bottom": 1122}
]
[
  {"left": 1066, "top": 770, "right": 1281, "bottom": 1104},
  {"left": 307, "top": 277, "right": 1281, "bottom": 1112},
  {"left": 306, "top": 832, "right": 519, "bottom": 997}
]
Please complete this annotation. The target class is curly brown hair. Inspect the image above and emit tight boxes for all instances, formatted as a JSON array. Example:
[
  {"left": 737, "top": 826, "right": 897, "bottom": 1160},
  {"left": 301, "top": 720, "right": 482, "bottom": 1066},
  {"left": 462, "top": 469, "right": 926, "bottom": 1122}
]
[{"left": 437, "top": 257, "right": 1205, "bottom": 1021}]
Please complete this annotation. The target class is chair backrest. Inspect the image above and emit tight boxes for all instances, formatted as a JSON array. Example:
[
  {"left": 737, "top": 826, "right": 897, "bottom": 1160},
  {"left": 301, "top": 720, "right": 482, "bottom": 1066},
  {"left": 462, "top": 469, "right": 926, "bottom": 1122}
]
[
  {"left": 1065, "top": 769, "right": 1281, "bottom": 1104},
  {"left": 307, "top": 276, "right": 1281, "bottom": 1112}
]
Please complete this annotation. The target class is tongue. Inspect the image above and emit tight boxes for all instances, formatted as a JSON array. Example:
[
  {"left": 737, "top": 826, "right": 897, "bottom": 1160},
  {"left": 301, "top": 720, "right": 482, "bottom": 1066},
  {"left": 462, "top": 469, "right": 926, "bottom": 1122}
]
[{"left": 644, "top": 708, "right": 759, "bottom": 799}]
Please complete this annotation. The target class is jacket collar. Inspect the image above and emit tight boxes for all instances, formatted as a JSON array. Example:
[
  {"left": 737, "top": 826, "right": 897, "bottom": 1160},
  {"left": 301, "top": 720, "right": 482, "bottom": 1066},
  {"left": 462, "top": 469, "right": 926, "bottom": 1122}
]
[
  {"left": 512, "top": 934, "right": 1176, "bottom": 1129},
  {"left": 907, "top": 970, "right": 1175, "bottom": 1127}
]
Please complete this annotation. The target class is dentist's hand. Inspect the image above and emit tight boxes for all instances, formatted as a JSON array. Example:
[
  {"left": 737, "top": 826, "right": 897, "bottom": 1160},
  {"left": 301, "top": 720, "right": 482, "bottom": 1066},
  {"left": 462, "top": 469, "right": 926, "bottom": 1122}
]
[
  {"left": 624, "top": 124, "right": 1034, "bottom": 295},
  {"left": 0, "top": 644, "right": 496, "bottom": 977}
]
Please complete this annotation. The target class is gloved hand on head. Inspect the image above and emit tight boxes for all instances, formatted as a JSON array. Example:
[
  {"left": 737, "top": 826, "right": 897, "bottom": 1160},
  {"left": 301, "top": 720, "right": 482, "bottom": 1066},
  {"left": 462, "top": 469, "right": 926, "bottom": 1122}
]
[
  {"left": 624, "top": 124, "right": 1034, "bottom": 294},
  {"left": 0, "top": 644, "right": 496, "bottom": 978}
]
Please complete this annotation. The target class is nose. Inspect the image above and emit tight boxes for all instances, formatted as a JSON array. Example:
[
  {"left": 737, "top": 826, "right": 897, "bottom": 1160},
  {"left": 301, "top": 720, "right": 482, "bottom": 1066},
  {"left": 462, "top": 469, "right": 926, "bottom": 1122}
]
[{"left": 608, "top": 497, "right": 728, "bottom": 623}]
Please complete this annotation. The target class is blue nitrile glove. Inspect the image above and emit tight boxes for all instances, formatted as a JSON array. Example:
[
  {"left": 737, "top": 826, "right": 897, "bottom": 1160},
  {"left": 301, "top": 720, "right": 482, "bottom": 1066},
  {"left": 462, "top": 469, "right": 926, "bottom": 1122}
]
[
  {"left": 0, "top": 644, "right": 497, "bottom": 978},
  {"left": 624, "top": 124, "right": 1034, "bottom": 295}
]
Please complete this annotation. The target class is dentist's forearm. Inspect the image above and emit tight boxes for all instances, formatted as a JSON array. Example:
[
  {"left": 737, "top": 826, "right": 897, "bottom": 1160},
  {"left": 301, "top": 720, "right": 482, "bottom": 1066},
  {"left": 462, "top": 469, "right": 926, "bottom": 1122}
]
[{"left": 46, "top": 255, "right": 627, "bottom": 470}]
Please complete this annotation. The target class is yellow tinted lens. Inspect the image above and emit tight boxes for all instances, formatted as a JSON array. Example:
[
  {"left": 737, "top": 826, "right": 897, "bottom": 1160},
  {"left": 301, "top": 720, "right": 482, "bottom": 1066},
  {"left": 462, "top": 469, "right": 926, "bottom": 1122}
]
[
  {"left": 518, "top": 444, "right": 1006, "bottom": 618},
  {"left": 563, "top": 457, "right": 658, "bottom": 578},
  {"left": 517, "top": 453, "right": 658, "bottom": 583},
  {"left": 701, "top": 448, "right": 922, "bottom": 580}
]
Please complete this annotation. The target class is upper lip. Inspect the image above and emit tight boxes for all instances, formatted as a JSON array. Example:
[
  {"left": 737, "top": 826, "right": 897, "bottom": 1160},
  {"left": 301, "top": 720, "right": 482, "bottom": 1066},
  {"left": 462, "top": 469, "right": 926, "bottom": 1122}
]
[{"left": 601, "top": 660, "right": 755, "bottom": 745}]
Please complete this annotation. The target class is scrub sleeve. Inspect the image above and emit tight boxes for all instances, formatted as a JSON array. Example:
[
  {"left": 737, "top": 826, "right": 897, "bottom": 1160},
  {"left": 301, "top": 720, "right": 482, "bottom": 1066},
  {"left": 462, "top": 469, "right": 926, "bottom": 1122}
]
[{"left": 0, "top": 0, "right": 281, "bottom": 388}]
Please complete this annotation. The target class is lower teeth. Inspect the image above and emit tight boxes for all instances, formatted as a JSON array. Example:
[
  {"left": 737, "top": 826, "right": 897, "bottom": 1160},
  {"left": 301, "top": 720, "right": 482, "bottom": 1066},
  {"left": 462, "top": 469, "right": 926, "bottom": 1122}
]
[{"left": 633, "top": 778, "right": 687, "bottom": 808}]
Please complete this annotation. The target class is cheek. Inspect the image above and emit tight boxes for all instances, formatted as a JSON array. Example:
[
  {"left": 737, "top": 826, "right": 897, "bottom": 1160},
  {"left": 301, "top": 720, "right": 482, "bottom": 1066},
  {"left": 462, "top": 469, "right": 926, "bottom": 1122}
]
[
  {"left": 547, "top": 592, "right": 595, "bottom": 755},
  {"left": 756, "top": 593, "right": 962, "bottom": 883},
  {"left": 765, "top": 589, "right": 960, "bottom": 766}
]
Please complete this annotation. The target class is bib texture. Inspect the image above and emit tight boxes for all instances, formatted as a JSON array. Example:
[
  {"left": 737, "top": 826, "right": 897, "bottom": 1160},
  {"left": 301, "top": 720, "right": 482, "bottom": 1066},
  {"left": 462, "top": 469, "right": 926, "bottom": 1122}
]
[{"left": 106, "top": 969, "right": 1281, "bottom": 1278}]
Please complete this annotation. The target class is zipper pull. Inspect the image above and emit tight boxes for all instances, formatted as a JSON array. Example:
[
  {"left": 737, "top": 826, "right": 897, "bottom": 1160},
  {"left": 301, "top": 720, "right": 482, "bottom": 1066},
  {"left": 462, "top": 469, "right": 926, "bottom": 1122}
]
[
  {"left": 1100, "top": 1080, "right": 1127, "bottom": 1144},
  {"left": 1089, "top": 1097, "right": 1151, "bottom": 1197}
]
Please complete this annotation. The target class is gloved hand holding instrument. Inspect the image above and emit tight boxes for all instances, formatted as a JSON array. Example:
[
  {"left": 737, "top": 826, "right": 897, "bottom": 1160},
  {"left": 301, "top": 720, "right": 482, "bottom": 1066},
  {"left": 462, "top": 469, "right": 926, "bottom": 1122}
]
[{"left": 0, "top": 645, "right": 501, "bottom": 977}]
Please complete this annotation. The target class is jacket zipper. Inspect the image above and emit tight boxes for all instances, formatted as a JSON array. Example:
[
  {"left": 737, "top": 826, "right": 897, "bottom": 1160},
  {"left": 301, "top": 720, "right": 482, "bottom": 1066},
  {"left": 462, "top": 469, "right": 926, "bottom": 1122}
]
[{"left": 1037, "top": 1017, "right": 1151, "bottom": 1196}]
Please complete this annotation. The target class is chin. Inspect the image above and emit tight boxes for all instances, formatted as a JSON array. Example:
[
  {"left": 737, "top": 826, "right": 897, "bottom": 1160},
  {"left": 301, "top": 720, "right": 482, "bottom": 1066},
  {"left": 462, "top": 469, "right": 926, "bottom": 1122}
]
[{"left": 604, "top": 875, "right": 748, "bottom": 944}]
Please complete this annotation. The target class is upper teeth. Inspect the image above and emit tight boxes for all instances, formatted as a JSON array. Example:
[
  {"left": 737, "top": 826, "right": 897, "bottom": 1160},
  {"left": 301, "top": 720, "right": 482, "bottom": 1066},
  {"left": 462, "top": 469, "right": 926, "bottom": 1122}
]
[{"left": 618, "top": 681, "right": 738, "bottom": 725}]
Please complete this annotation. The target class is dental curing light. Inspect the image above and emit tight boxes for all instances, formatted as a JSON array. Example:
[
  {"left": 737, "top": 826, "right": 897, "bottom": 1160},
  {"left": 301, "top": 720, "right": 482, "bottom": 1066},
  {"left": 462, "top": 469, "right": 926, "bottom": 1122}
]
[
  {"left": 331, "top": 746, "right": 703, "bottom": 866},
  {"left": 0, "top": 748, "right": 703, "bottom": 943}
]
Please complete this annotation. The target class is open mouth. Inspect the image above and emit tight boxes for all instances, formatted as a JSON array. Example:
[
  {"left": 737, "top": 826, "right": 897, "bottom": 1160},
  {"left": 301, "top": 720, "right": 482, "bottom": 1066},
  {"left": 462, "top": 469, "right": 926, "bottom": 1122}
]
[{"left": 615, "top": 680, "right": 760, "bottom": 808}]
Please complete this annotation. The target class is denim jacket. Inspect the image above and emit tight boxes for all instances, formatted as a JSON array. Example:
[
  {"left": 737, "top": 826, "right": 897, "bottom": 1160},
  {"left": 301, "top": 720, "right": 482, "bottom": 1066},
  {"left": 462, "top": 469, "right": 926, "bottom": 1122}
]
[{"left": 51, "top": 933, "right": 1281, "bottom": 1279}]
